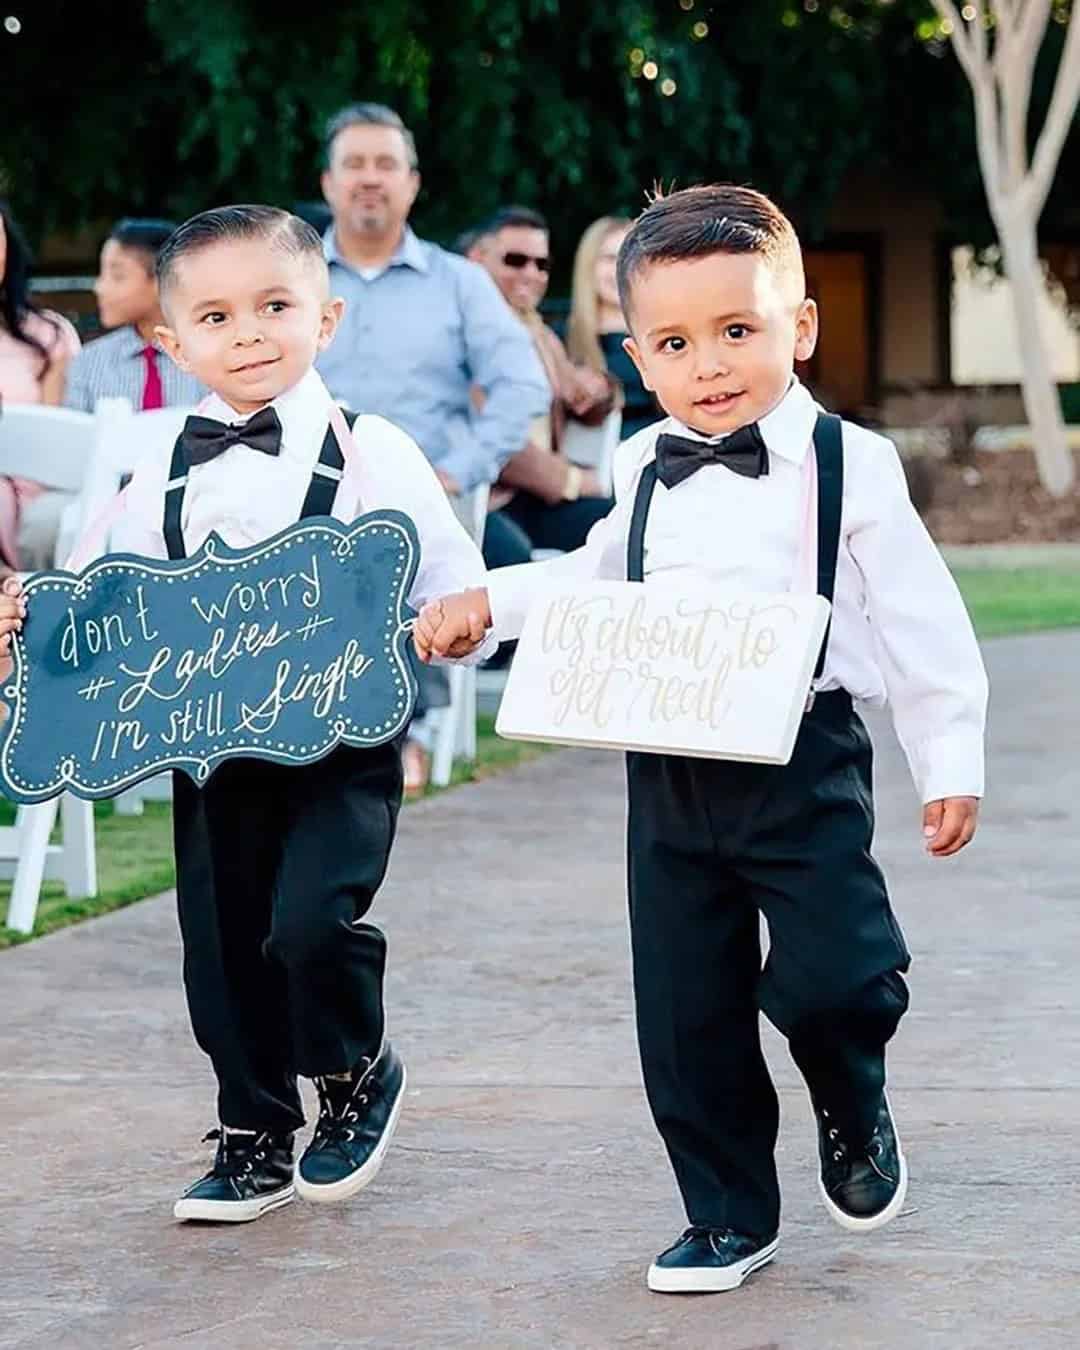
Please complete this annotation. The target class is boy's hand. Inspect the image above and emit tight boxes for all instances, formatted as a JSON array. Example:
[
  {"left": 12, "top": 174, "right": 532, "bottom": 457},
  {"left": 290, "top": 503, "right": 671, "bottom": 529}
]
[
  {"left": 0, "top": 575, "right": 27, "bottom": 657},
  {"left": 922, "top": 796, "right": 979, "bottom": 857},
  {"left": 414, "top": 588, "right": 492, "bottom": 663}
]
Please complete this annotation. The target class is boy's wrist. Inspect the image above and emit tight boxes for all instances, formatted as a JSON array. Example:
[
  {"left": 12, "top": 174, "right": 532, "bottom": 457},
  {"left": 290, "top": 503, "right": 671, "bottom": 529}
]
[{"left": 463, "top": 586, "right": 493, "bottom": 630}]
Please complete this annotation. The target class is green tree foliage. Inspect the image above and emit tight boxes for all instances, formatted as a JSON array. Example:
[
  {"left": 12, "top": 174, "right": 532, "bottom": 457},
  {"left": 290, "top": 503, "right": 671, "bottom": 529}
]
[{"left": 1, "top": 0, "right": 1075, "bottom": 261}]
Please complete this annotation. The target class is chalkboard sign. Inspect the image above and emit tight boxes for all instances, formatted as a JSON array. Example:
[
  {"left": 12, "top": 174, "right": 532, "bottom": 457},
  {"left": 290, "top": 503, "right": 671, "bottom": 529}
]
[{"left": 0, "top": 512, "right": 420, "bottom": 804}]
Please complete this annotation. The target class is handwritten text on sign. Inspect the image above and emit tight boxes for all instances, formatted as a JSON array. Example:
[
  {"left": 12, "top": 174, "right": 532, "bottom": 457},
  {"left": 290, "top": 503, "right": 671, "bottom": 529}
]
[
  {"left": 496, "top": 581, "right": 830, "bottom": 764},
  {"left": 0, "top": 512, "right": 419, "bottom": 803}
]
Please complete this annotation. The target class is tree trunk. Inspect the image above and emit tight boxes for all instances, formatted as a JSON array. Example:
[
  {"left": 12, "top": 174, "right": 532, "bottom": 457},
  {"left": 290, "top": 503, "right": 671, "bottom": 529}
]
[{"left": 997, "top": 209, "right": 1076, "bottom": 498}]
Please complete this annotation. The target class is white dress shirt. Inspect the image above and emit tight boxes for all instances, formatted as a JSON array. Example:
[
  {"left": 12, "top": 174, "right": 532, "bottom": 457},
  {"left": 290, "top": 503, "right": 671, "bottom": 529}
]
[
  {"left": 487, "top": 379, "right": 988, "bottom": 803},
  {"left": 117, "top": 366, "right": 495, "bottom": 662}
]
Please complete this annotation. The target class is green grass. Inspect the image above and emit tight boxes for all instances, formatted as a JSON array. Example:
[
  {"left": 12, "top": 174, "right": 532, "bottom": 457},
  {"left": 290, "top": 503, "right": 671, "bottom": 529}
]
[
  {"left": 952, "top": 568, "right": 1080, "bottom": 640},
  {"left": 3, "top": 570, "right": 1078, "bottom": 947},
  {"left": 0, "top": 798, "right": 175, "bottom": 949},
  {"left": 0, "top": 715, "right": 545, "bottom": 949}
]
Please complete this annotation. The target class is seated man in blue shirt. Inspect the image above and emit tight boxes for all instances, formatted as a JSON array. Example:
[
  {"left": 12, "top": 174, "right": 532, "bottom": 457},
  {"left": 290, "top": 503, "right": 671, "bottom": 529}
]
[{"left": 316, "top": 102, "right": 549, "bottom": 792}]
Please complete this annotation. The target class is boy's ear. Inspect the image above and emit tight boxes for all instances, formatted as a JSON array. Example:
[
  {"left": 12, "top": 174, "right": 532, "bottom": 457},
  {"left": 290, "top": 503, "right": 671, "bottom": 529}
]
[
  {"left": 794, "top": 297, "right": 819, "bottom": 364},
  {"left": 154, "top": 324, "right": 189, "bottom": 371},
  {"left": 622, "top": 335, "right": 654, "bottom": 392},
  {"left": 317, "top": 297, "right": 346, "bottom": 351}
]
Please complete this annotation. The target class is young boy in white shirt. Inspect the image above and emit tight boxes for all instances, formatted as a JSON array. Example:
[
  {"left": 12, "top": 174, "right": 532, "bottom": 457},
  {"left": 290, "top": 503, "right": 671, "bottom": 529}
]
[
  {"left": 73, "top": 204, "right": 492, "bottom": 1223},
  {"left": 415, "top": 185, "right": 988, "bottom": 1293}
]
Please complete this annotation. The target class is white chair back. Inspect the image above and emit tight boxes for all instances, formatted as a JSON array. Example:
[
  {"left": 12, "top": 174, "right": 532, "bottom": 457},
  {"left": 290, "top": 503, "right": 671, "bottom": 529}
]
[
  {"left": 79, "top": 399, "right": 194, "bottom": 535},
  {"left": 463, "top": 482, "right": 490, "bottom": 545},
  {"left": 57, "top": 399, "right": 196, "bottom": 564},
  {"left": 430, "top": 481, "right": 491, "bottom": 788},
  {"left": 0, "top": 404, "right": 95, "bottom": 492},
  {"left": 561, "top": 408, "right": 623, "bottom": 494}
]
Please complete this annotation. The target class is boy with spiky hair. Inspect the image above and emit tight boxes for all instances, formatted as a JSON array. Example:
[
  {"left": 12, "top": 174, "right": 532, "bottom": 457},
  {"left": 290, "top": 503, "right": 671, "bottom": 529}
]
[{"left": 416, "top": 185, "right": 987, "bottom": 1293}]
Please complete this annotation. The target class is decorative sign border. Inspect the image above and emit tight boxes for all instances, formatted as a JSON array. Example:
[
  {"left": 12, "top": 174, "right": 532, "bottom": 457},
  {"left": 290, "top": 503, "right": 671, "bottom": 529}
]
[{"left": 0, "top": 512, "right": 419, "bottom": 803}]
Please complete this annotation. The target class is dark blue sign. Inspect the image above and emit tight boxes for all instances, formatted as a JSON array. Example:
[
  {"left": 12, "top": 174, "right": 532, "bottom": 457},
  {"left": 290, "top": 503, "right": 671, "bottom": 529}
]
[{"left": 0, "top": 512, "right": 420, "bottom": 803}]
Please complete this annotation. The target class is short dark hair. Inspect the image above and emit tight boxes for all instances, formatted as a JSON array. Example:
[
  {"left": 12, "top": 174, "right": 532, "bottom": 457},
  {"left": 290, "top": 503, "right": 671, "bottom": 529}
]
[
  {"left": 108, "top": 218, "right": 177, "bottom": 272},
  {"left": 616, "top": 185, "right": 804, "bottom": 318},
  {"left": 482, "top": 205, "right": 548, "bottom": 236},
  {"left": 452, "top": 226, "right": 484, "bottom": 256},
  {"left": 324, "top": 102, "right": 418, "bottom": 170},
  {"left": 156, "top": 205, "right": 326, "bottom": 301}
]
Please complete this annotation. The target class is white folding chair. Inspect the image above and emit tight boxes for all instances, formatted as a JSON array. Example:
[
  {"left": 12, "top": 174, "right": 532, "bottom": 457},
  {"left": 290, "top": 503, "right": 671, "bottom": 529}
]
[
  {"left": 430, "top": 483, "right": 490, "bottom": 788},
  {"left": 0, "top": 403, "right": 95, "bottom": 493},
  {"left": 0, "top": 796, "right": 98, "bottom": 934},
  {"left": 561, "top": 408, "right": 623, "bottom": 494},
  {"left": 62, "top": 400, "right": 195, "bottom": 815},
  {"left": 529, "top": 410, "right": 623, "bottom": 565},
  {"left": 0, "top": 405, "right": 99, "bottom": 931},
  {"left": 57, "top": 398, "right": 195, "bottom": 566}
]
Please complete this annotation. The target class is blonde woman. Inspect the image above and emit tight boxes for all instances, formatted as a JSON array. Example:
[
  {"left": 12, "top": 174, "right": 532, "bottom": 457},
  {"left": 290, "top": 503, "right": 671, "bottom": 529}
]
[{"left": 566, "top": 215, "right": 660, "bottom": 440}]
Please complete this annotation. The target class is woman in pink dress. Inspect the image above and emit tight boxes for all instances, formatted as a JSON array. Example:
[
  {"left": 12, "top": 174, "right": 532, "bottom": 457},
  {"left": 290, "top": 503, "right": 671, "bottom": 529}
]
[{"left": 0, "top": 201, "right": 81, "bottom": 570}]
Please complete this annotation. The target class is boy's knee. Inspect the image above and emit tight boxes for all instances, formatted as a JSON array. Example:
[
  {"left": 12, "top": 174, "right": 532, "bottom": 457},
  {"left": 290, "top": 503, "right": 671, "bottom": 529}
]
[
  {"left": 266, "top": 890, "right": 384, "bottom": 976},
  {"left": 266, "top": 902, "right": 343, "bottom": 973},
  {"left": 763, "top": 967, "right": 909, "bottom": 1042}
]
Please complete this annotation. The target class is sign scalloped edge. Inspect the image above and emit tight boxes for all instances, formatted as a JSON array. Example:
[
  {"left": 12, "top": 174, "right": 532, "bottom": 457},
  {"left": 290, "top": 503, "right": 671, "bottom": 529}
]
[{"left": 0, "top": 511, "right": 420, "bottom": 803}]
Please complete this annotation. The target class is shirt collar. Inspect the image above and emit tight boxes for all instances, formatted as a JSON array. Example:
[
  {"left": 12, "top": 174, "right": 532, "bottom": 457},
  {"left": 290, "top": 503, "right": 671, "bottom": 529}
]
[
  {"left": 667, "top": 377, "right": 817, "bottom": 466},
  {"left": 114, "top": 325, "right": 152, "bottom": 359},
  {"left": 200, "top": 367, "right": 333, "bottom": 457},
  {"left": 323, "top": 224, "right": 430, "bottom": 277}
]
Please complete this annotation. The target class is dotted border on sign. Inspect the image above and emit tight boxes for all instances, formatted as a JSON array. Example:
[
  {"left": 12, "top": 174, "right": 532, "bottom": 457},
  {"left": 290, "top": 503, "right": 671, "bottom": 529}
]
[{"left": 0, "top": 514, "right": 419, "bottom": 802}]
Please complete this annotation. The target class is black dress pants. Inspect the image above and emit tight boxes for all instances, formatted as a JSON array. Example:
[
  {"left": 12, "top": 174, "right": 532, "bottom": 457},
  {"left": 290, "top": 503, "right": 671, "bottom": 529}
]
[
  {"left": 172, "top": 742, "right": 403, "bottom": 1133},
  {"left": 503, "top": 491, "right": 614, "bottom": 555},
  {"left": 626, "top": 692, "right": 910, "bottom": 1238},
  {"left": 482, "top": 492, "right": 615, "bottom": 571}
]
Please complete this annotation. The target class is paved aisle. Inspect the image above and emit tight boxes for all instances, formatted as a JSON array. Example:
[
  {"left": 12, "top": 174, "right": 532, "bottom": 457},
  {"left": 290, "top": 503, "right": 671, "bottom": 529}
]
[{"left": 2, "top": 632, "right": 1078, "bottom": 1348}]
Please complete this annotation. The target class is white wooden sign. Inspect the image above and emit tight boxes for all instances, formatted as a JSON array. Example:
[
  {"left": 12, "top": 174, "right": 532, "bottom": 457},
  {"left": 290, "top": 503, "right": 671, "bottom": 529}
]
[{"left": 496, "top": 580, "right": 831, "bottom": 765}]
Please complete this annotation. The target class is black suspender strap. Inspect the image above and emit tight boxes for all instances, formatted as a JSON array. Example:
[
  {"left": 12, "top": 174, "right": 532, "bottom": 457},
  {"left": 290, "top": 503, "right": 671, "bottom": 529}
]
[
  {"left": 626, "top": 460, "right": 658, "bottom": 583},
  {"left": 162, "top": 433, "right": 190, "bottom": 561},
  {"left": 811, "top": 411, "right": 844, "bottom": 680},
  {"left": 625, "top": 416, "right": 844, "bottom": 678},
  {"left": 299, "top": 409, "right": 358, "bottom": 520},
  {"left": 160, "top": 409, "right": 361, "bottom": 558}
]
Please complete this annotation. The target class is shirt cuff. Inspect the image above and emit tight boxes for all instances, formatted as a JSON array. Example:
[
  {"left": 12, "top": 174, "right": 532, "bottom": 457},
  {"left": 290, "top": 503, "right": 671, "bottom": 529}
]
[
  {"left": 485, "top": 563, "right": 538, "bottom": 643},
  {"left": 905, "top": 729, "right": 985, "bottom": 803}
]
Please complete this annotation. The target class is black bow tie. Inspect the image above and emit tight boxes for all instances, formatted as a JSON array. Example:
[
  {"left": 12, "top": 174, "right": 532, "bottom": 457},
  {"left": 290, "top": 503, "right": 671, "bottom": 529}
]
[
  {"left": 654, "top": 422, "right": 769, "bottom": 489},
  {"left": 179, "top": 405, "right": 283, "bottom": 468}
]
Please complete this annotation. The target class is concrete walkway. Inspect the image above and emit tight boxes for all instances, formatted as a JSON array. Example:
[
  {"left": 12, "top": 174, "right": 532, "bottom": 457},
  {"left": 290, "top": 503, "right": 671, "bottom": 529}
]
[{"left": 3, "top": 632, "right": 1079, "bottom": 1349}]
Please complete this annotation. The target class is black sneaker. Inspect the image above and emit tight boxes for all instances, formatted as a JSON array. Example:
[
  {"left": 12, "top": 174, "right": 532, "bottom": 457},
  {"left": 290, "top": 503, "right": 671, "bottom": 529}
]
[
  {"left": 647, "top": 1227, "right": 779, "bottom": 1293},
  {"left": 173, "top": 1126, "right": 295, "bottom": 1223},
  {"left": 295, "top": 1043, "right": 406, "bottom": 1203},
  {"left": 816, "top": 1094, "right": 908, "bottom": 1232}
]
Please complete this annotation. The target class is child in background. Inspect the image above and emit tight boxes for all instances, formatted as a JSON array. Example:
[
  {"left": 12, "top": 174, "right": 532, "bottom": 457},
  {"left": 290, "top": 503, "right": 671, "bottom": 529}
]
[{"left": 65, "top": 218, "right": 205, "bottom": 412}]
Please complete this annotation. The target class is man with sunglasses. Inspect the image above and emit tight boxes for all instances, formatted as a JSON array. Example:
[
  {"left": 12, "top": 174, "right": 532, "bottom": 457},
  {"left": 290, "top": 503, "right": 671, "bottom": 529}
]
[{"left": 470, "top": 206, "right": 616, "bottom": 572}]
